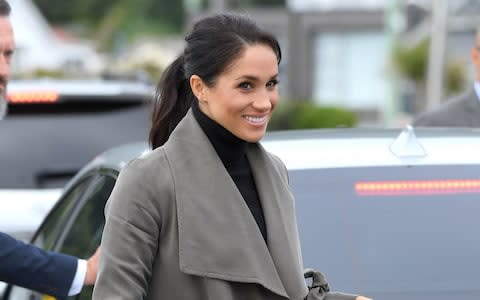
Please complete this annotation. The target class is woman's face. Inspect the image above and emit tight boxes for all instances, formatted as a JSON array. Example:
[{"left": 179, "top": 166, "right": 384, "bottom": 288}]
[{"left": 198, "top": 44, "right": 279, "bottom": 142}]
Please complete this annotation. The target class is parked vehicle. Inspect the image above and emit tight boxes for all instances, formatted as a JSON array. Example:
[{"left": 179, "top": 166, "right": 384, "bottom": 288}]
[
  {"left": 0, "top": 78, "right": 153, "bottom": 240},
  {"left": 3, "top": 126, "right": 480, "bottom": 299}
]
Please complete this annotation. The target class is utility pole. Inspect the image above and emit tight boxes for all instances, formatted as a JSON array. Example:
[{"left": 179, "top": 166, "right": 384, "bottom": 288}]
[
  {"left": 425, "top": 0, "right": 448, "bottom": 111},
  {"left": 384, "top": 0, "right": 402, "bottom": 127}
]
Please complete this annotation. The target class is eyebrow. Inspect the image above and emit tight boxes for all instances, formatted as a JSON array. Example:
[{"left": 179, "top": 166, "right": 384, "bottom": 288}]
[{"left": 235, "top": 74, "right": 279, "bottom": 81}]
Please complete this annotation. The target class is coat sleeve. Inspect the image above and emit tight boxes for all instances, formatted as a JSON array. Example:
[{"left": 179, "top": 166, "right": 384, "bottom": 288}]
[
  {"left": 92, "top": 155, "right": 170, "bottom": 300},
  {"left": 0, "top": 232, "right": 77, "bottom": 297}
]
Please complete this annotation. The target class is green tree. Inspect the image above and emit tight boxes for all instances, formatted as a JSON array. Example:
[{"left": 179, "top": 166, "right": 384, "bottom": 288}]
[
  {"left": 393, "top": 39, "right": 429, "bottom": 83},
  {"left": 33, "top": 0, "right": 184, "bottom": 34},
  {"left": 147, "top": 0, "right": 185, "bottom": 30},
  {"left": 393, "top": 38, "right": 467, "bottom": 94},
  {"left": 268, "top": 101, "right": 357, "bottom": 131}
]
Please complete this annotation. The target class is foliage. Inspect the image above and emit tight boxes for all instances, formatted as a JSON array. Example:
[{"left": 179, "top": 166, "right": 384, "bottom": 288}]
[
  {"left": 132, "top": 62, "right": 165, "bottom": 83},
  {"left": 393, "top": 38, "right": 429, "bottom": 82},
  {"left": 33, "top": 0, "right": 185, "bottom": 37},
  {"left": 392, "top": 38, "right": 467, "bottom": 94},
  {"left": 446, "top": 60, "right": 467, "bottom": 95},
  {"left": 268, "top": 101, "right": 358, "bottom": 131},
  {"left": 33, "top": 0, "right": 284, "bottom": 29}
]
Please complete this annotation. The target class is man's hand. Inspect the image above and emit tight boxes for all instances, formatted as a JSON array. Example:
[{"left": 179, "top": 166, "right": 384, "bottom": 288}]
[{"left": 84, "top": 247, "right": 101, "bottom": 285}]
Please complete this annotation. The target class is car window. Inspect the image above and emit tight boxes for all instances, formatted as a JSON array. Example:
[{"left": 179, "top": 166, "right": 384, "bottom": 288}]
[
  {"left": 5, "top": 174, "right": 116, "bottom": 300},
  {"left": 5, "top": 176, "right": 94, "bottom": 300},
  {"left": 31, "top": 177, "right": 94, "bottom": 250},
  {"left": 60, "top": 174, "right": 116, "bottom": 300}
]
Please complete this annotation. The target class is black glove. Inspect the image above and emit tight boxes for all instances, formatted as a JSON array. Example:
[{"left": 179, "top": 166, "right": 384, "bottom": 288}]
[{"left": 304, "top": 269, "right": 357, "bottom": 300}]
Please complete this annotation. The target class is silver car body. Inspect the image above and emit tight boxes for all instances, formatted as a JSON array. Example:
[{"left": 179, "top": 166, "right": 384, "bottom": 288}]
[{"left": 3, "top": 126, "right": 480, "bottom": 299}]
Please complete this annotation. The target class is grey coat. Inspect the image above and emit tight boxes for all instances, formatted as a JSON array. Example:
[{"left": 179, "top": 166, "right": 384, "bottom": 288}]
[
  {"left": 413, "top": 88, "right": 480, "bottom": 127},
  {"left": 92, "top": 110, "right": 356, "bottom": 300}
]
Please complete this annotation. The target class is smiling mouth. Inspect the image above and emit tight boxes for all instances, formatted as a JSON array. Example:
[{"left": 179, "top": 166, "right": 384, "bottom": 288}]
[{"left": 243, "top": 115, "right": 268, "bottom": 125}]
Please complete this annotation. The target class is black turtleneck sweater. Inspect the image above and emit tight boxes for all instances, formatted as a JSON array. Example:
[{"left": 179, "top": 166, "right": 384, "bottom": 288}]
[{"left": 192, "top": 102, "right": 268, "bottom": 243}]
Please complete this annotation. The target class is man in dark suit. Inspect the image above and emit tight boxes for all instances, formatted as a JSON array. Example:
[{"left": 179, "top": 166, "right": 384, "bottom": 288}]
[
  {"left": 413, "top": 29, "right": 480, "bottom": 127},
  {"left": 0, "top": 0, "right": 99, "bottom": 297},
  {"left": 0, "top": 232, "right": 99, "bottom": 297}
]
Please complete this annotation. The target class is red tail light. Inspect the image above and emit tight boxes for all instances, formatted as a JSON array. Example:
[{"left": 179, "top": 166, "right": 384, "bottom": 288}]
[
  {"left": 355, "top": 179, "right": 480, "bottom": 196},
  {"left": 7, "top": 91, "right": 59, "bottom": 104}
]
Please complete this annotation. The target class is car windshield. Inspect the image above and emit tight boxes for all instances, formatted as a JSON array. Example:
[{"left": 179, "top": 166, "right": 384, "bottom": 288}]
[{"left": 292, "top": 164, "right": 480, "bottom": 297}]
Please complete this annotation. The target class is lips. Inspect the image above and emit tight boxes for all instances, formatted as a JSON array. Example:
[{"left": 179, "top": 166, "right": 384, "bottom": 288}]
[{"left": 243, "top": 114, "right": 268, "bottom": 125}]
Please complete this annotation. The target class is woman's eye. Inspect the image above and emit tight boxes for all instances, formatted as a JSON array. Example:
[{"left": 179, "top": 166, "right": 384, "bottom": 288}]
[
  {"left": 266, "top": 79, "right": 279, "bottom": 88},
  {"left": 239, "top": 82, "right": 252, "bottom": 89}
]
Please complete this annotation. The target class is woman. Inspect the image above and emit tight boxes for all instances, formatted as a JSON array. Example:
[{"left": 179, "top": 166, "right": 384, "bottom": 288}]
[{"left": 93, "top": 13, "right": 370, "bottom": 300}]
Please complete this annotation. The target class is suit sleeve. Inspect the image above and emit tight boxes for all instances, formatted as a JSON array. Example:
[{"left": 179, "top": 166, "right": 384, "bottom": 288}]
[{"left": 0, "top": 232, "right": 78, "bottom": 297}]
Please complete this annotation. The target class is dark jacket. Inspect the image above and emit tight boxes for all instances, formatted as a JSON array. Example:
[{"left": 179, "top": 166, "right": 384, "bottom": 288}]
[
  {"left": 0, "top": 232, "right": 77, "bottom": 297},
  {"left": 413, "top": 88, "right": 480, "bottom": 127}
]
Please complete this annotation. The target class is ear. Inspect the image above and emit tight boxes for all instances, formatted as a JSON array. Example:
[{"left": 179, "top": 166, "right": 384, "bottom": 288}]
[
  {"left": 471, "top": 47, "right": 477, "bottom": 63},
  {"left": 190, "top": 75, "right": 207, "bottom": 102}
]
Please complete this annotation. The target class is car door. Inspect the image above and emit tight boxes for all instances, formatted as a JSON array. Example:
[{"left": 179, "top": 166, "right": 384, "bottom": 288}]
[
  {"left": 57, "top": 172, "right": 116, "bottom": 300},
  {"left": 3, "top": 175, "right": 95, "bottom": 300},
  {"left": 3, "top": 171, "right": 117, "bottom": 300}
]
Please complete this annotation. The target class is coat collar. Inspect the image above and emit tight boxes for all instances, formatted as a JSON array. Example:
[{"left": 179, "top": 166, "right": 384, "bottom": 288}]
[
  {"left": 463, "top": 87, "right": 480, "bottom": 109},
  {"left": 164, "top": 110, "right": 308, "bottom": 300},
  {"left": 461, "top": 88, "right": 480, "bottom": 126}
]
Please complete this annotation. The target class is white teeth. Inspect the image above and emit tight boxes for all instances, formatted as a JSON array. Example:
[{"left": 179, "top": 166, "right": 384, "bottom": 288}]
[{"left": 244, "top": 115, "right": 267, "bottom": 124}]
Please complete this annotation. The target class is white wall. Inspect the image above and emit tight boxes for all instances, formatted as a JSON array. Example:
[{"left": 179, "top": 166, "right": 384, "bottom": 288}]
[{"left": 7, "top": 0, "right": 103, "bottom": 75}]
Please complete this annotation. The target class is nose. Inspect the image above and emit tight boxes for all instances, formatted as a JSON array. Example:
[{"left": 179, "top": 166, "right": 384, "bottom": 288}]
[{"left": 252, "top": 89, "right": 273, "bottom": 112}]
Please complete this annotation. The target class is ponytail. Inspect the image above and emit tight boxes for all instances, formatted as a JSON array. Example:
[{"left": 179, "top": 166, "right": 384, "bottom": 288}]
[{"left": 149, "top": 55, "right": 195, "bottom": 149}]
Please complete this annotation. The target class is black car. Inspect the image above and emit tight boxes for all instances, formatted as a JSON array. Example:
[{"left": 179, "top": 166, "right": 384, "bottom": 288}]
[{"left": 0, "top": 78, "right": 153, "bottom": 240}]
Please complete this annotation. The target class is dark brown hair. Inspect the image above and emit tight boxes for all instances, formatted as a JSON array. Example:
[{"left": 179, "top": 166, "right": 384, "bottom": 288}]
[
  {"left": 0, "top": 0, "right": 10, "bottom": 16},
  {"left": 149, "top": 13, "right": 281, "bottom": 149}
]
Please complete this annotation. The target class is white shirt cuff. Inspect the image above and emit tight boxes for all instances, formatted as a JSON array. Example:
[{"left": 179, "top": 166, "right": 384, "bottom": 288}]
[{"left": 68, "top": 259, "right": 87, "bottom": 296}]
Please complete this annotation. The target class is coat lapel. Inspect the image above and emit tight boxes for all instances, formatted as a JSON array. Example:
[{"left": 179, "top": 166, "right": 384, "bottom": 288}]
[
  {"left": 164, "top": 111, "right": 290, "bottom": 298},
  {"left": 247, "top": 144, "right": 309, "bottom": 300}
]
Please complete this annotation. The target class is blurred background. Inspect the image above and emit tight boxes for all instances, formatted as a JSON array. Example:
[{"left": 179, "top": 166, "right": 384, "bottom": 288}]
[{"left": 7, "top": 0, "right": 477, "bottom": 128}]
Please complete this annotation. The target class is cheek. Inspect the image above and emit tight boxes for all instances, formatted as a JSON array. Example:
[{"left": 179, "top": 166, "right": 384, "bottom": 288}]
[{"left": 270, "top": 92, "right": 280, "bottom": 111}]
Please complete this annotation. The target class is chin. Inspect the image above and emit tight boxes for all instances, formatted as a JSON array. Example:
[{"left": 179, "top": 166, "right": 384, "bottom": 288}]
[{"left": 241, "top": 131, "right": 266, "bottom": 143}]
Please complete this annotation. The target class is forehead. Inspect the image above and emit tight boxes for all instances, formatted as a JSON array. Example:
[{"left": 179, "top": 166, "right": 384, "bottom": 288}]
[
  {"left": 222, "top": 44, "right": 278, "bottom": 78},
  {"left": 0, "top": 16, "right": 12, "bottom": 34},
  {"left": 0, "top": 16, "right": 14, "bottom": 44}
]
